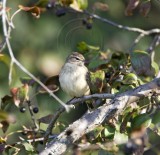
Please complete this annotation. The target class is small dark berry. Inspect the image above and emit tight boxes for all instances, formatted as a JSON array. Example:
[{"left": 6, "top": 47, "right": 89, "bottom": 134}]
[
  {"left": 105, "top": 72, "right": 111, "bottom": 78},
  {"left": 86, "top": 23, "right": 92, "bottom": 29},
  {"left": 82, "top": 19, "right": 87, "bottom": 25},
  {"left": 39, "top": 141, "right": 44, "bottom": 145},
  {"left": 33, "top": 107, "right": 39, "bottom": 113},
  {"left": 55, "top": 9, "right": 66, "bottom": 17},
  {"left": 116, "top": 85, "right": 120, "bottom": 90},
  {"left": 20, "top": 107, "right": 26, "bottom": 113}
]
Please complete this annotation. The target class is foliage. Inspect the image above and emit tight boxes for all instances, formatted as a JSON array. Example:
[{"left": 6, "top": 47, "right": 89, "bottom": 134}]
[{"left": 0, "top": 0, "right": 160, "bottom": 154}]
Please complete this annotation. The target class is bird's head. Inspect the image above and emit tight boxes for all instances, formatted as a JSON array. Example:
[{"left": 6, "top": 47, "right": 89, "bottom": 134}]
[{"left": 66, "top": 52, "right": 85, "bottom": 66}]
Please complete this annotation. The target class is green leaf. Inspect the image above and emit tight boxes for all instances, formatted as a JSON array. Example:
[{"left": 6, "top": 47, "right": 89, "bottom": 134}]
[
  {"left": 111, "top": 52, "right": 129, "bottom": 67},
  {"left": 122, "top": 73, "right": 138, "bottom": 85},
  {"left": 0, "top": 110, "right": 8, "bottom": 121},
  {"left": 77, "top": 41, "right": 89, "bottom": 52},
  {"left": 22, "top": 142, "right": 35, "bottom": 152},
  {"left": 114, "top": 131, "right": 128, "bottom": 144},
  {"left": 87, "top": 51, "right": 107, "bottom": 69},
  {"left": 89, "top": 70, "right": 105, "bottom": 93},
  {"left": 139, "top": 97, "right": 150, "bottom": 107},
  {"left": 120, "top": 112, "right": 132, "bottom": 133},
  {"left": 0, "top": 54, "right": 10, "bottom": 66},
  {"left": 77, "top": 0, "right": 88, "bottom": 10},
  {"left": 131, "top": 113, "right": 152, "bottom": 130},
  {"left": 77, "top": 41, "right": 100, "bottom": 53},
  {"left": 88, "top": 59, "right": 106, "bottom": 69},
  {"left": 151, "top": 60, "right": 159, "bottom": 76},
  {"left": 130, "top": 50, "right": 153, "bottom": 76},
  {"left": 104, "top": 125, "right": 115, "bottom": 139},
  {"left": 152, "top": 110, "right": 160, "bottom": 124}
]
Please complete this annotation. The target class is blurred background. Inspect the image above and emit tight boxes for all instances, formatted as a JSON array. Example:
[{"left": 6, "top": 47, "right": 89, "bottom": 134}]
[{"left": 0, "top": 0, "right": 160, "bottom": 153}]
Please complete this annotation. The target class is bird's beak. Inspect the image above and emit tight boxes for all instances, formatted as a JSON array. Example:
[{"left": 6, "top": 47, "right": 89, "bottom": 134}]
[{"left": 84, "top": 60, "right": 89, "bottom": 65}]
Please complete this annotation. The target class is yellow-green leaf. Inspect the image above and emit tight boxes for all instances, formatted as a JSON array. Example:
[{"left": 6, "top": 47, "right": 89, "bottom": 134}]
[
  {"left": 77, "top": 0, "right": 88, "bottom": 10},
  {"left": 0, "top": 54, "right": 10, "bottom": 67},
  {"left": 122, "top": 73, "right": 138, "bottom": 85},
  {"left": 89, "top": 70, "right": 105, "bottom": 93}
]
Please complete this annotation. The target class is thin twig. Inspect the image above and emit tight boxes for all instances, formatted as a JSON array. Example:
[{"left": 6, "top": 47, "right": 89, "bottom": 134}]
[
  {"left": 44, "top": 108, "right": 64, "bottom": 143},
  {"left": 1, "top": 0, "right": 70, "bottom": 112},
  {"left": 10, "top": 8, "right": 21, "bottom": 28},
  {"left": 27, "top": 100, "right": 39, "bottom": 130},
  {"left": 8, "top": 59, "right": 14, "bottom": 85},
  {"left": 6, "top": 134, "right": 58, "bottom": 149},
  {"left": 0, "top": 39, "right": 6, "bottom": 52},
  {"left": 147, "top": 34, "right": 160, "bottom": 53},
  {"left": 129, "top": 33, "right": 145, "bottom": 52},
  {"left": 67, "top": 7, "right": 160, "bottom": 35}
]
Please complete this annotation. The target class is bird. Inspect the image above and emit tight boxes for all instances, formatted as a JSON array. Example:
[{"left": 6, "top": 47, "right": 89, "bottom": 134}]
[{"left": 59, "top": 52, "right": 90, "bottom": 98}]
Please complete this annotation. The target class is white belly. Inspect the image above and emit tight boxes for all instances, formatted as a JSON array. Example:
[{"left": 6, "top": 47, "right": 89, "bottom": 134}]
[{"left": 59, "top": 63, "right": 90, "bottom": 97}]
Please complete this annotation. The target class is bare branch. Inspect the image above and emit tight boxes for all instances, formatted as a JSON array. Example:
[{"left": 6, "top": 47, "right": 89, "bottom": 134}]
[{"left": 40, "top": 78, "right": 160, "bottom": 155}]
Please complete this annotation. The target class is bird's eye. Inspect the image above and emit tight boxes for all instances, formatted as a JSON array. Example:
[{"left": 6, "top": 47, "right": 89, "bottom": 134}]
[{"left": 75, "top": 57, "right": 80, "bottom": 61}]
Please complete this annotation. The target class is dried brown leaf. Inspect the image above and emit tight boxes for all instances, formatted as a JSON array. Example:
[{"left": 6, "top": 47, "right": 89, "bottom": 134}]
[
  {"left": 139, "top": 1, "right": 151, "bottom": 17},
  {"left": 18, "top": 5, "right": 43, "bottom": 18},
  {"left": 0, "top": 121, "right": 9, "bottom": 133},
  {"left": 125, "top": 0, "right": 140, "bottom": 16}
]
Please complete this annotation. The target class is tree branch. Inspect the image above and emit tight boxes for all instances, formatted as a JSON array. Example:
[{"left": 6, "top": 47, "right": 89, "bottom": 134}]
[
  {"left": 40, "top": 78, "right": 160, "bottom": 155},
  {"left": 44, "top": 93, "right": 115, "bottom": 142},
  {"left": 67, "top": 7, "right": 160, "bottom": 35}
]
